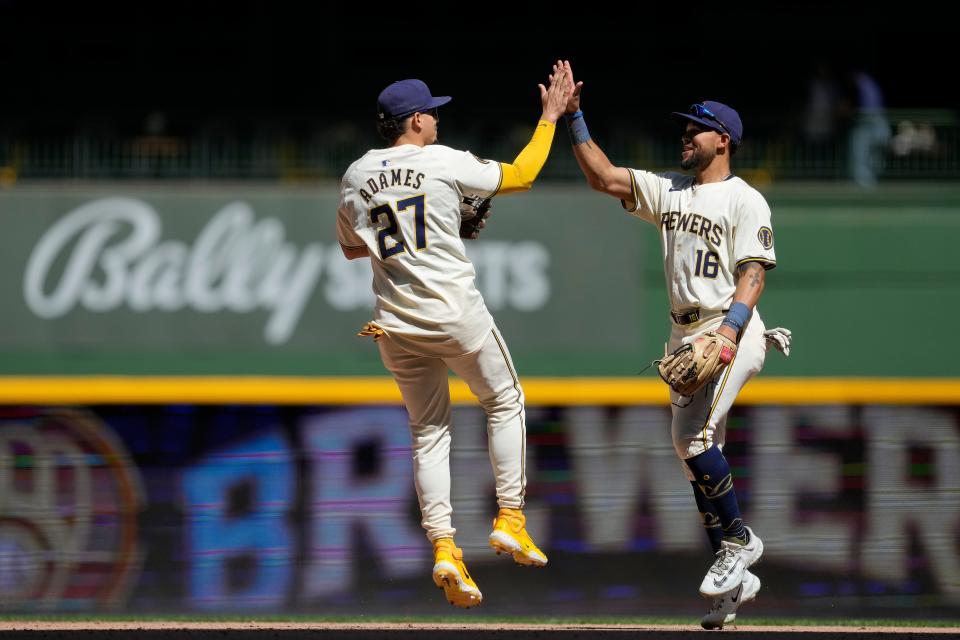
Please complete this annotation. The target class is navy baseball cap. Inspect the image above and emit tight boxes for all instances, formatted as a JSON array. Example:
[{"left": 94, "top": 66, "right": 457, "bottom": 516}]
[
  {"left": 671, "top": 101, "right": 743, "bottom": 148},
  {"left": 377, "top": 79, "right": 452, "bottom": 120}
]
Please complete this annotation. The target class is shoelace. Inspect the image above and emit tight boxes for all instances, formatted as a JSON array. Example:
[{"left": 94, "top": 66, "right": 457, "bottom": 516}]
[{"left": 708, "top": 547, "right": 737, "bottom": 576}]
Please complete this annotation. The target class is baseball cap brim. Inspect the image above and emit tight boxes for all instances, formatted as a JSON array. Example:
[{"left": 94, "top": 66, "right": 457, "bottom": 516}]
[
  {"left": 670, "top": 111, "right": 726, "bottom": 134},
  {"left": 394, "top": 95, "right": 451, "bottom": 119},
  {"left": 427, "top": 96, "right": 452, "bottom": 109}
]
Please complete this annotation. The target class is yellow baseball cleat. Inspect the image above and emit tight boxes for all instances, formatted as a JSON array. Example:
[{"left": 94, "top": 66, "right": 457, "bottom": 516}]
[
  {"left": 488, "top": 508, "right": 548, "bottom": 566},
  {"left": 432, "top": 538, "right": 482, "bottom": 608}
]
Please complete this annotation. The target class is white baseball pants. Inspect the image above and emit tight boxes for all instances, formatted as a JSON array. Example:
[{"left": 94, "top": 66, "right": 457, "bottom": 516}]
[
  {"left": 378, "top": 326, "right": 527, "bottom": 541},
  {"left": 669, "top": 311, "right": 768, "bottom": 479}
]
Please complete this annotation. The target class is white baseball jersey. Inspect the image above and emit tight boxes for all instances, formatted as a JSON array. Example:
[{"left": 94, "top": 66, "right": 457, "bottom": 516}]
[
  {"left": 338, "top": 144, "right": 503, "bottom": 357},
  {"left": 622, "top": 171, "right": 776, "bottom": 313}
]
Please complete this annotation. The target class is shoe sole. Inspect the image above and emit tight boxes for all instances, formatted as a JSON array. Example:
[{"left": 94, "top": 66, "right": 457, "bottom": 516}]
[
  {"left": 433, "top": 562, "right": 482, "bottom": 608},
  {"left": 701, "top": 617, "right": 725, "bottom": 630},
  {"left": 488, "top": 531, "right": 548, "bottom": 566}
]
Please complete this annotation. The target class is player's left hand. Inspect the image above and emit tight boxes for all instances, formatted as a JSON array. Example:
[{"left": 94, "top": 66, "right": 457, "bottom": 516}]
[
  {"left": 459, "top": 195, "right": 492, "bottom": 239},
  {"left": 658, "top": 331, "right": 737, "bottom": 397},
  {"left": 716, "top": 324, "right": 739, "bottom": 344}
]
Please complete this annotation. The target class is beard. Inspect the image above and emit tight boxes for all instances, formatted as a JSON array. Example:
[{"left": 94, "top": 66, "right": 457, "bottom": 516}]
[{"left": 680, "top": 147, "right": 714, "bottom": 171}]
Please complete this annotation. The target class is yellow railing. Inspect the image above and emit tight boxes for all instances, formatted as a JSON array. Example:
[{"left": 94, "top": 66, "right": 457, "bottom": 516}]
[{"left": 1, "top": 377, "right": 958, "bottom": 405}]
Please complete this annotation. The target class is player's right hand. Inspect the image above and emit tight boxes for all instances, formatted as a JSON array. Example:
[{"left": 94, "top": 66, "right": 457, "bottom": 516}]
[
  {"left": 562, "top": 60, "right": 583, "bottom": 115},
  {"left": 539, "top": 60, "right": 571, "bottom": 123}
]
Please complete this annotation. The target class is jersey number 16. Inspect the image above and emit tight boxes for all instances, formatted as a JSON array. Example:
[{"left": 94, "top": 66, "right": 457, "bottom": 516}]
[
  {"left": 694, "top": 249, "right": 720, "bottom": 278},
  {"left": 368, "top": 194, "right": 427, "bottom": 259}
]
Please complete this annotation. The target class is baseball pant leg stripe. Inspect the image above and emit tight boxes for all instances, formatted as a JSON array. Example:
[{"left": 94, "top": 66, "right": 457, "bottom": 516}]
[
  {"left": 491, "top": 328, "right": 526, "bottom": 502},
  {"left": 698, "top": 351, "right": 738, "bottom": 450}
]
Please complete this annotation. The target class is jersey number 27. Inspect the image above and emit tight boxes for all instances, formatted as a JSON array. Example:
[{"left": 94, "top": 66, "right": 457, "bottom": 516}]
[{"left": 368, "top": 194, "right": 426, "bottom": 259}]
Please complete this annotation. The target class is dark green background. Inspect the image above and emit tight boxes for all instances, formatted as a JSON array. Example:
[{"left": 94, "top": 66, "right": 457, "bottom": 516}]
[{"left": 2, "top": 182, "right": 958, "bottom": 376}]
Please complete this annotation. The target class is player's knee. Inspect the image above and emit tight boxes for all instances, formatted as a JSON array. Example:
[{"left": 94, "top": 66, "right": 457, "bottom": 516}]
[
  {"left": 673, "top": 435, "right": 713, "bottom": 461},
  {"left": 684, "top": 446, "right": 735, "bottom": 500},
  {"left": 672, "top": 439, "right": 687, "bottom": 460},
  {"left": 410, "top": 422, "right": 451, "bottom": 456},
  {"left": 477, "top": 384, "right": 524, "bottom": 416}
]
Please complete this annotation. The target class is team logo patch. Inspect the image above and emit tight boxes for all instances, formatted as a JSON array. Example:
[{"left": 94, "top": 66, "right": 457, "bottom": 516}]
[
  {"left": 757, "top": 226, "right": 774, "bottom": 249},
  {"left": 0, "top": 409, "right": 145, "bottom": 610},
  {"left": 470, "top": 152, "right": 491, "bottom": 165}
]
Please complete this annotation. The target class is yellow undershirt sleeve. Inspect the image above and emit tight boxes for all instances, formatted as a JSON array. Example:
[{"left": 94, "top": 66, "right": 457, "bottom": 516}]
[{"left": 496, "top": 120, "right": 556, "bottom": 194}]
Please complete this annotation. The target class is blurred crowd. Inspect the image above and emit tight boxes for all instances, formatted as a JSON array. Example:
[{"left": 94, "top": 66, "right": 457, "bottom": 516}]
[
  {"left": 0, "top": 62, "right": 955, "bottom": 186},
  {"left": 802, "top": 61, "right": 947, "bottom": 188}
]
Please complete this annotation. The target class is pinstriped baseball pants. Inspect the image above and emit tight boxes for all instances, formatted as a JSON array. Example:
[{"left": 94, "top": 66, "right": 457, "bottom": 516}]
[
  {"left": 379, "top": 325, "right": 527, "bottom": 541},
  {"left": 669, "top": 311, "right": 768, "bottom": 480}
]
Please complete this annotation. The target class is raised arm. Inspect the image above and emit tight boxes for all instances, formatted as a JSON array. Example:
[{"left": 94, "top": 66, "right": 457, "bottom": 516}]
[
  {"left": 561, "top": 61, "right": 634, "bottom": 202},
  {"left": 496, "top": 61, "right": 571, "bottom": 194}
]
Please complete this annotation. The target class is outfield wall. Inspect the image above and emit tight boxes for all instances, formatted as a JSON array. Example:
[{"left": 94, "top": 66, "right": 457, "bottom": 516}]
[
  {"left": 2, "top": 182, "right": 958, "bottom": 618},
  {"left": 1, "top": 402, "right": 957, "bottom": 619},
  {"left": 2, "top": 182, "right": 959, "bottom": 378}
]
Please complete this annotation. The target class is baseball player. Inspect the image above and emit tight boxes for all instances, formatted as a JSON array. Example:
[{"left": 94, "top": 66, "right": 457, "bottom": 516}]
[
  {"left": 336, "top": 65, "right": 571, "bottom": 608},
  {"left": 559, "top": 61, "right": 790, "bottom": 629}
]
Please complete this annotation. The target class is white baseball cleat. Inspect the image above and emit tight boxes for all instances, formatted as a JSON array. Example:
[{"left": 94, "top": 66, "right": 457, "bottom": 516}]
[
  {"left": 699, "top": 526, "right": 763, "bottom": 597},
  {"left": 701, "top": 569, "right": 761, "bottom": 630}
]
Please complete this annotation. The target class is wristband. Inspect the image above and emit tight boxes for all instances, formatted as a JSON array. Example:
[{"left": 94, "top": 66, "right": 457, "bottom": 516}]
[
  {"left": 565, "top": 110, "right": 590, "bottom": 145},
  {"left": 720, "top": 302, "right": 751, "bottom": 334}
]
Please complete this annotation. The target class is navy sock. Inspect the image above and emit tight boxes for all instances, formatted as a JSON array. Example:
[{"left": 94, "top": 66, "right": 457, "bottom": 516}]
[
  {"left": 690, "top": 481, "right": 724, "bottom": 553},
  {"left": 684, "top": 446, "right": 747, "bottom": 544}
]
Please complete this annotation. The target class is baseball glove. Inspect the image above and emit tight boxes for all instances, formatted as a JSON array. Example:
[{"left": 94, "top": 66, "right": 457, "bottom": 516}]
[
  {"left": 459, "top": 195, "right": 492, "bottom": 239},
  {"left": 658, "top": 331, "right": 737, "bottom": 397}
]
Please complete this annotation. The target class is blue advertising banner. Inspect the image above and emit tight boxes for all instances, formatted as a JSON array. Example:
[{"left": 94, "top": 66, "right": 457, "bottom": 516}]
[{"left": 1, "top": 403, "right": 957, "bottom": 619}]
